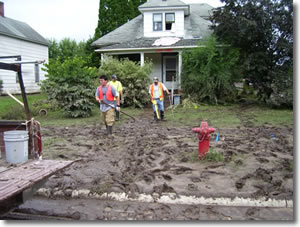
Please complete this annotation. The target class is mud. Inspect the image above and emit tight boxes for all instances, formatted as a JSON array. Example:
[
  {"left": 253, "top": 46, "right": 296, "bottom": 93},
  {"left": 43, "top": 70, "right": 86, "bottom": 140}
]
[
  {"left": 17, "top": 108, "right": 294, "bottom": 220},
  {"left": 15, "top": 197, "right": 293, "bottom": 220}
]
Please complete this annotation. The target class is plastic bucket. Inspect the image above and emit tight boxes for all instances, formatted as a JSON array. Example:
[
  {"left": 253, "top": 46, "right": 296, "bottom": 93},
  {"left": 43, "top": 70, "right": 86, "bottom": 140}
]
[
  {"left": 4, "top": 130, "right": 29, "bottom": 164},
  {"left": 173, "top": 95, "right": 181, "bottom": 105}
]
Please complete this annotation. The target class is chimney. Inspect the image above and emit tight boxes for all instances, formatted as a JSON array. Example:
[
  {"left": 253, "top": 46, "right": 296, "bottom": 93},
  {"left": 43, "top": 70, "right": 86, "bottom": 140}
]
[{"left": 0, "top": 2, "right": 4, "bottom": 17}]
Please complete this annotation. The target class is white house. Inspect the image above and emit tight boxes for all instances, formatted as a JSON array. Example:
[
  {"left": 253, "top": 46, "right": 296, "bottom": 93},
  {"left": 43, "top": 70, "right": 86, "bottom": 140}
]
[
  {"left": 0, "top": 1, "right": 49, "bottom": 94},
  {"left": 92, "top": 0, "right": 213, "bottom": 91}
]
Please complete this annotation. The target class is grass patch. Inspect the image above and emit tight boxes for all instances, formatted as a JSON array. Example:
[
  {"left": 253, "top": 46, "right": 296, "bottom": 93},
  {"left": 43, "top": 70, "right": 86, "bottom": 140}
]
[
  {"left": 0, "top": 94, "right": 293, "bottom": 128},
  {"left": 204, "top": 148, "right": 224, "bottom": 162},
  {"left": 165, "top": 103, "right": 293, "bottom": 128},
  {"left": 165, "top": 104, "right": 241, "bottom": 128},
  {"left": 178, "top": 148, "right": 224, "bottom": 163},
  {"left": 250, "top": 106, "right": 293, "bottom": 126},
  {"left": 0, "top": 93, "right": 48, "bottom": 118}
]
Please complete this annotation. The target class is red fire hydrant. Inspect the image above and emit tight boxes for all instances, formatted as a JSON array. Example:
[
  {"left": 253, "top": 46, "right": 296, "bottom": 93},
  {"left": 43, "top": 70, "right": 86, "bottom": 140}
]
[{"left": 192, "top": 121, "right": 216, "bottom": 159}]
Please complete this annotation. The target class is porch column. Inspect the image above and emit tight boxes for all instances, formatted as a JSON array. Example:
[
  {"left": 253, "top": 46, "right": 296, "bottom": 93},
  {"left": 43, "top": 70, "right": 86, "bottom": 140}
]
[
  {"left": 140, "top": 52, "right": 144, "bottom": 66},
  {"left": 178, "top": 51, "right": 182, "bottom": 90}
]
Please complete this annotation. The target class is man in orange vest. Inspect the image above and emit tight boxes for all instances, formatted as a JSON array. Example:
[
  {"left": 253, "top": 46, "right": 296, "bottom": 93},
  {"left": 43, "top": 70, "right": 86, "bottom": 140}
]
[
  {"left": 149, "top": 76, "right": 170, "bottom": 121},
  {"left": 95, "top": 75, "right": 120, "bottom": 135}
]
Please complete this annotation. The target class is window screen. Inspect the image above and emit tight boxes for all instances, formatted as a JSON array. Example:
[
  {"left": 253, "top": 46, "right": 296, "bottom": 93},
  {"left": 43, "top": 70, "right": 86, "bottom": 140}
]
[
  {"left": 153, "top": 13, "right": 162, "bottom": 31},
  {"left": 165, "top": 58, "right": 177, "bottom": 81}
]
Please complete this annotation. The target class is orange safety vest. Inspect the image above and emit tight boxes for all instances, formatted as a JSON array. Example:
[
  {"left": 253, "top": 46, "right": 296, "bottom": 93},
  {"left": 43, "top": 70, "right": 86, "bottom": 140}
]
[
  {"left": 150, "top": 82, "right": 164, "bottom": 101},
  {"left": 98, "top": 85, "right": 114, "bottom": 101}
]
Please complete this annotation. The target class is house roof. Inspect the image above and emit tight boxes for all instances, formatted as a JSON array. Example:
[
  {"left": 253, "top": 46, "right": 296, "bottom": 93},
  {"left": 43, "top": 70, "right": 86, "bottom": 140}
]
[
  {"left": 92, "top": 3, "right": 213, "bottom": 50},
  {"left": 97, "top": 37, "right": 203, "bottom": 52},
  {"left": 138, "top": 0, "right": 187, "bottom": 8},
  {"left": 138, "top": 0, "right": 189, "bottom": 15},
  {"left": 0, "top": 16, "right": 49, "bottom": 46}
]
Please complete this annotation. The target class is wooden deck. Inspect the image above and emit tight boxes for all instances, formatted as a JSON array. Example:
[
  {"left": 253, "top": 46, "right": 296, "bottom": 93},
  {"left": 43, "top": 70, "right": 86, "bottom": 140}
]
[{"left": 0, "top": 159, "right": 74, "bottom": 216}]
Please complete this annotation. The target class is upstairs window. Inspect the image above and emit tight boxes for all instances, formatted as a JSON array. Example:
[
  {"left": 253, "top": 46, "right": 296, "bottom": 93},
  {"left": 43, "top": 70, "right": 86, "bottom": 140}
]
[
  {"left": 165, "top": 13, "right": 175, "bottom": 30},
  {"left": 153, "top": 13, "right": 162, "bottom": 31}
]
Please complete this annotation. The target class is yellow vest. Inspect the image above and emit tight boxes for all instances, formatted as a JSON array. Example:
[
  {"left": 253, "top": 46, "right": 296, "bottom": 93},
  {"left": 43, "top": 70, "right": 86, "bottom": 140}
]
[
  {"left": 108, "top": 80, "right": 123, "bottom": 100},
  {"left": 150, "top": 82, "right": 164, "bottom": 101}
]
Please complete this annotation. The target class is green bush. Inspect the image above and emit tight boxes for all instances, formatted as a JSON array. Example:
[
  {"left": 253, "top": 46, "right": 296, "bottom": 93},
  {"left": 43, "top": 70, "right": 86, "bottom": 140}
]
[
  {"left": 266, "top": 67, "right": 293, "bottom": 108},
  {"left": 181, "top": 36, "right": 242, "bottom": 104},
  {"left": 99, "top": 57, "right": 152, "bottom": 108},
  {"left": 41, "top": 57, "right": 98, "bottom": 118}
]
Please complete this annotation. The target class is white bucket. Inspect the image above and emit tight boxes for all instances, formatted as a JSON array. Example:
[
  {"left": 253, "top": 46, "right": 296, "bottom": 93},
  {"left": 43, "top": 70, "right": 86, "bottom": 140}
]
[{"left": 4, "top": 130, "right": 29, "bottom": 164}]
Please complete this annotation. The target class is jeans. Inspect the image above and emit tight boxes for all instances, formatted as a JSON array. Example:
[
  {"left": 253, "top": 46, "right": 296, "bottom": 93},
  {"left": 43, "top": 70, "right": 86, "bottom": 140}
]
[{"left": 152, "top": 99, "right": 164, "bottom": 112}]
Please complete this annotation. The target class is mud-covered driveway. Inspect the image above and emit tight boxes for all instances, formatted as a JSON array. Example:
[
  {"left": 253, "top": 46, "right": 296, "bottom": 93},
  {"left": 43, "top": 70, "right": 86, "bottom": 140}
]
[{"left": 16, "top": 107, "right": 294, "bottom": 220}]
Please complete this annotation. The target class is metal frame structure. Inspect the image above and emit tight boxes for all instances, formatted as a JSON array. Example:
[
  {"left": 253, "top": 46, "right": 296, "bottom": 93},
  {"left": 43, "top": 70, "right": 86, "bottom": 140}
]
[{"left": 0, "top": 55, "right": 44, "bottom": 158}]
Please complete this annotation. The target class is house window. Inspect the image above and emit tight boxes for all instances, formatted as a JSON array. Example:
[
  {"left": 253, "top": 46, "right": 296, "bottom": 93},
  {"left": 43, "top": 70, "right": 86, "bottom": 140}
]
[
  {"left": 34, "top": 64, "right": 40, "bottom": 83},
  {"left": 165, "top": 13, "right": 175, "bottom": 30},
  {"left": 153, "top": 13, "right": 162, "bottom": 31},
  {"left": 165, "top": 57, "right": 177, "bottom": 81}
]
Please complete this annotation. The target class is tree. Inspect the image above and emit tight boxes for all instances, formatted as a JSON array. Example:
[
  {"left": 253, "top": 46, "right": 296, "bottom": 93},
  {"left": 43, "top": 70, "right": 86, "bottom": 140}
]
[
  {"left": 48, "top": 38, "right": 90, "bottom": 63},
  {"left": 90, "top": 0, "right": 147, "bottom": 68},
  {"left": 94, "top": 0, "right": 147, "bottom": 39},
  {"left": 48, "top": 39, "right": 60, "bottom": 59},
  {"left": 211, "top": 0, "right": 293, "bottom": 106},
  {"left": 181, "top": 36, "right": 241, "bottom": 104}
]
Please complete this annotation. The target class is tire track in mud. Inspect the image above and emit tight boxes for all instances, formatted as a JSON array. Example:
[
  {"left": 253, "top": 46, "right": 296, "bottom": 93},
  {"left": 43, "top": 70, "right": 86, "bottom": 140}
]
[{"left": 41, "top": 109, "right": 293, "bottom": 203}]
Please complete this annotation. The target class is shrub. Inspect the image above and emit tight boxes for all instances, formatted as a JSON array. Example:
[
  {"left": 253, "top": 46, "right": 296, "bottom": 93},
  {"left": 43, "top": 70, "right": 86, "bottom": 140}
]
[
  {"left": 181, "top": 36, "right": 242, "bottom": 104},
  {"left": 99, "top": 57, "right": 152, "bottom": 108},
  {"left": 41, "top": 57, "right": 98, "bottom": 118}
]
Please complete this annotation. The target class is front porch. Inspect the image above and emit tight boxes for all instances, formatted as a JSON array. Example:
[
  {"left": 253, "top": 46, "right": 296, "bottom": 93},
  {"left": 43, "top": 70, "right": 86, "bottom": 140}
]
[{"left": 99, "top": 50, "right": 183, "bottom": 92}]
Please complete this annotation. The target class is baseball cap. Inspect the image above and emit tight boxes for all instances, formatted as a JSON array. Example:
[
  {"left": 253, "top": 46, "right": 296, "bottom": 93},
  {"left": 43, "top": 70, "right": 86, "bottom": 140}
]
[
  {"left": 112, "top": 74, "right": 117, "bottom": 79},
  {"left": 153, "top": 77, "right": 158, "bottom": 81}
]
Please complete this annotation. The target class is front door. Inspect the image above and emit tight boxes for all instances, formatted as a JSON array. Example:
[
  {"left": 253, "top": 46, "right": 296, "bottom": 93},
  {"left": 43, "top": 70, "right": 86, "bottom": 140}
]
[{"left": 163, "top": 56, "right": 178, "bottom": 90}]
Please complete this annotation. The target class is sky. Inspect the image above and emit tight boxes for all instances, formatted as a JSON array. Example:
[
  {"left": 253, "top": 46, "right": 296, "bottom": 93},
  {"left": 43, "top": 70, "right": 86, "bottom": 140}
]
[{"left": 1, "top": 0, "right": 225, "bottom": 42}]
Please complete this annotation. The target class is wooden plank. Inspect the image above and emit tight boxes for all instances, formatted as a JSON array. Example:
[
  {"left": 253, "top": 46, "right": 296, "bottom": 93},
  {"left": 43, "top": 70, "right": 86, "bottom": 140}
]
[{"left": 0, "top": 160, "right": 74, "bottom": 203}]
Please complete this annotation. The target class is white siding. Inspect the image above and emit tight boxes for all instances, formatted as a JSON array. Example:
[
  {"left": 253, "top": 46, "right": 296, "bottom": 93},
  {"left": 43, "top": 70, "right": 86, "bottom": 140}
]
[
  {"left": 144, "top": 10, "right": 184, "bottom": 37},
  {"left": 0, "top": 35, "right": 48, "bottom": 94}
]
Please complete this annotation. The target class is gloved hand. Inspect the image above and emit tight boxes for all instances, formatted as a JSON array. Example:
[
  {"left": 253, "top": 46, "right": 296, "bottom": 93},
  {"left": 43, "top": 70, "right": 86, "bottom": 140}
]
[{"left": 116, "top": 106, "right": 120, "bottom": 111}]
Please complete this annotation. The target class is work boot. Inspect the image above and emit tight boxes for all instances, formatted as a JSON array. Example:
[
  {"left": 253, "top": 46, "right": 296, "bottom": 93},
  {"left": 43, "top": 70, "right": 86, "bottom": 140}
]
[
  {"left": 105, "top": 124, "right": 108, "bottom": 134},
  {"left": 108, "top": 126, "right": 113, "bottom": 135},
  {"left": 160, "top": 111, "right": 165, "bottom": 121},
  {"left": 116, "top": 110, "right": 120, "bottom": 121},
  {"left": 154, "top": 112, "right": 158, "bottom": 121}
]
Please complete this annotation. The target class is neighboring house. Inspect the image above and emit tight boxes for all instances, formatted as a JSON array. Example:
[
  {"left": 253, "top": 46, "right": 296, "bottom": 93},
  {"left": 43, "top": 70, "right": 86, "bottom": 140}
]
[
  {"left": 92, "top": 0, "right": 213, "bottom": 91},
  {"left": 0, "top": 1, "right": 49, "bottom": 94}
]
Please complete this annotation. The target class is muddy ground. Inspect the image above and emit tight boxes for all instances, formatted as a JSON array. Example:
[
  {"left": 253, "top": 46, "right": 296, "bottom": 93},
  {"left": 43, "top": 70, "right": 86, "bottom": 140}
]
[{"left": 14, "top": 107, "right": 294, "bottom": 220}]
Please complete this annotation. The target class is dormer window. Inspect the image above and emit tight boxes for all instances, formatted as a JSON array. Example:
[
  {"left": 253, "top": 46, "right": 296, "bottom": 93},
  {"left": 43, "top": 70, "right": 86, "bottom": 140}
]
[
  {"left": 153, "top": 13, "right": 162, "bottom": 31},
  {"left": 165, "top": 13, "right": 175, "bottom": 30}
]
